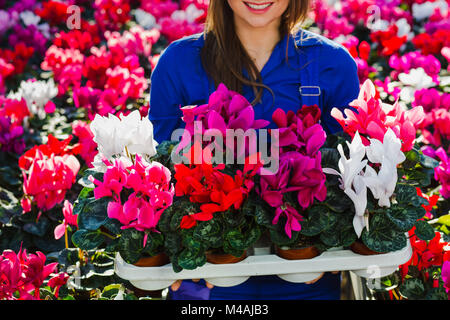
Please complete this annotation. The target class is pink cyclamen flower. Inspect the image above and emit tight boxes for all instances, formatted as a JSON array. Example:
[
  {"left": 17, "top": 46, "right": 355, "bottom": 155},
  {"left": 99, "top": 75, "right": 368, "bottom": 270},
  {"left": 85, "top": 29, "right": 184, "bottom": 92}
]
[
  {"left": 91, "top": 155, "right": 174, "bottom": 241},
  {"left": 54, "top": 200, "right": 78, "bottom": 240},
  {"left": 179, "top": 83, "right": 269, "bottom": 157},
  {"left": 260, "top": 158, "right": 290, "bottom": 208},
  {"left": 90, "top": 158, "right": 128, "bottom": 201},
  {"left": 442, "top": 260, "right": 450, "bottom": 299},
  {"left": 285, "top": 151, "right": 327, "bottom": 210},
  {"left": 72, "top": 120, "right": 98, "bottom": 167},
  {"left": 273, "top": 203, "right": 303, "bottom": 239},
  {"left": 271, "top": 106, "right": 326, "bottom": 157},
  {"left": 434, "top": 147, "right": 450, "bottom": 199},
  {"left": 0, "top": 248, "right": 58, "bottom": 300},
  {"left": 47, "top": 272, "right": 69, "bottom": 298},
  {"left": 22, "top": 150, "right": 80, "bottom": 214},
  {"left": 331, "top": 79, "right": 424, "bottom": 151}
]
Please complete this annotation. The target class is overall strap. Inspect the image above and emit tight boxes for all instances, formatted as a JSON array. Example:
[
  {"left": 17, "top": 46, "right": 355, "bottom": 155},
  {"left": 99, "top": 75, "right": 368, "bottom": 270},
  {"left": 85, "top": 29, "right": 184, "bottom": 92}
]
[{"left": 299, "top": 45, "right": 322, "bottom": 111}]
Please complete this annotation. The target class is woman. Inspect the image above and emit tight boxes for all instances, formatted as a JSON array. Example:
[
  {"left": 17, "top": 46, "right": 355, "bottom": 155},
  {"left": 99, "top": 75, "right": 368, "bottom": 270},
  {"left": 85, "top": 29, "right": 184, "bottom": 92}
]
[{"left": 149, "top": 0, "right": 360, "bottom": 299}]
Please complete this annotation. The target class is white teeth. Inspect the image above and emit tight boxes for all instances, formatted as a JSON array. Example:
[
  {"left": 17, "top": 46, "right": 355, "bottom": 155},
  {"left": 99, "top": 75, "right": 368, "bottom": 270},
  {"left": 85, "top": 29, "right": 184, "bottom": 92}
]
[{"left": 246, "top": 2, "right": 272, "bottom": 10}]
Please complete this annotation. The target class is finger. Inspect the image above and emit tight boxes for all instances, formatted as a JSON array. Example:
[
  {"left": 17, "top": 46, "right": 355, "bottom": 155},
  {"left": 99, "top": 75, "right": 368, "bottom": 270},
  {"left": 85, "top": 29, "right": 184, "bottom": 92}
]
[
  {"left": 192, "top": 279, "right": 200, "bottom": 282},
  {"left": 305, "top": 273, "right": 324, "bottom": 285},
  {"left": 205, "top": 281, "right": 214, "bottom": 289},
  {"left": 332, "top": 271, "right": 340, "bottom": 274},
  {"left": 170, "top": 280, "right": 182, "bottom": 291}
]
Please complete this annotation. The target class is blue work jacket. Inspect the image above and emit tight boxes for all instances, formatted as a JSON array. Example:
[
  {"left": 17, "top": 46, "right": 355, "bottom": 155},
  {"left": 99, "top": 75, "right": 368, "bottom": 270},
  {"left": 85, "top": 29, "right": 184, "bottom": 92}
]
[{"left": 148, "top": 29, "right": 360, "bottom": 300}]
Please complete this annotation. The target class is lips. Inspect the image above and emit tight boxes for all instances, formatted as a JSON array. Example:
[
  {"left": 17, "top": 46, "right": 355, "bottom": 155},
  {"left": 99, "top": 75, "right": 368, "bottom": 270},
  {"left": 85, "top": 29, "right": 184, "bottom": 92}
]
[{"left": 243, "top": 1, "right": 274, "bottom": 11}]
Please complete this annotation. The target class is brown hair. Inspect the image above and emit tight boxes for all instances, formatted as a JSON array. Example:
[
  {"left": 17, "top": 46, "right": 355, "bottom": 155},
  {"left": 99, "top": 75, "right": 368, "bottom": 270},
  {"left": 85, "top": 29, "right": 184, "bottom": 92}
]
[{"left": 200, "top": 0, "right": 311, "bottom": 105}]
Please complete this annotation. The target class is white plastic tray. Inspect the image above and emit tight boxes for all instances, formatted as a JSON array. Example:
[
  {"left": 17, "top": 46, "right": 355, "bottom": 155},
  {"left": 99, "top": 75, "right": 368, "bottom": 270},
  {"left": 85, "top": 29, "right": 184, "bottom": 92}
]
[{"left": 114, "top": 241, "right": 412, "bottom": 291}]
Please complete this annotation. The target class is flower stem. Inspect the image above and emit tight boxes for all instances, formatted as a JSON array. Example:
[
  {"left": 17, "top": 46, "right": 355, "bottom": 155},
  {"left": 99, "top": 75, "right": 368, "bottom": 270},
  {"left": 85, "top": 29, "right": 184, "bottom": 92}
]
[
  {"left": 99, "top": 230, "right": 117, "bottom": 240},
  {"left": 65, "top": 228, "right": 69, "bottom": 249},
  {"left": 392, "top": 289, "right": 400, "bottom": 300}
]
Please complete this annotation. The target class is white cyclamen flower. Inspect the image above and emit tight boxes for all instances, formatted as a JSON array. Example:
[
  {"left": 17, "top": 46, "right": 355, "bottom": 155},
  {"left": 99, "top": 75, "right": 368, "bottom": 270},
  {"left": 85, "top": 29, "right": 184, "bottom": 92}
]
[
  {"left": 364, "top": 128, "right": 406, "bottom": 207},
  {"left": 90, "top": 110, "right": 158, "bottom": 166},
  {"left": 20, "top": 10, "right": 41, "bottom": 26},
  {"left": 322, "top": 131, "right": 367, "bottom": 190},
  {"left": 16, "top": 79, "right": 58, "bottom": 119},
  {"left": 398, "top": 68, "right": 434, "bottom": 103},
  {"left": 133, "top": 9, "right": 157, "bottom": 30},
  {"left": 395, "top": 18, "right": 414, "bottom": 41},
  {"left": 119, "top": 110, "right": 158, "bottom": 159},
  {"left": 171, "top": 4, "right": 204, "bottom": 23},
  {"left": 412, "top": 1, "right": 448, "bottom": 21},
  {"left": 323, "top": 132, "right": 369, "bottom": 237},
  {"left": 90, "top": 113, "right": 124, "bottom": 159},
  {"left": 345, "top": 175, "right": 368, "bottom": 238}
]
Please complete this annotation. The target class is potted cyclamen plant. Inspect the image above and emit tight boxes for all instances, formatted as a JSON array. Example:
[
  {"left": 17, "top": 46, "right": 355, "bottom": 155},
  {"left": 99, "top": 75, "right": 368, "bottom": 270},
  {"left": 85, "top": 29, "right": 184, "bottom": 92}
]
[
  {"left": 256, "top": 105, "right": 356, "bottom": 259},
  {"left": 72, "top": 110, "right": 175, "bottom": 267},
  {"left": 325, "top": 79, "right": 439, "bottom": 255},
  {"left": 157, "top": 84, "right": 268, "bottom": 272}
]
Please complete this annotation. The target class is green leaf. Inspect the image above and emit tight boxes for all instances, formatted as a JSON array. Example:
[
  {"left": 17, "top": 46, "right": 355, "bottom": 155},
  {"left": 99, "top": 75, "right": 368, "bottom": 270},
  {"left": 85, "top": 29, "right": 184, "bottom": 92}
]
[
  {"left": 177, "top": 249, "right": 206, "bottom": 270},
  {"left": 395, "top": 184, "right": 427, "bottom": 207},
  {"left": 425, "top": 287, "right": 449, "bottom": 300},
  {"left": 78, "top": 169, "right": 103, "bottom": 188},
  {"left": 300, "top": 206, "right": 337, "bottom": 237},
  {"left": 116, "top": 228, "right": 146, "bottom": 263},
  {"left": 77, "top": 197, "right": 110, "bottom": 231},
  {"left": 164, "top": 232, "right": 182, "bottom": 257},
  {"left": 323, "top": 187, "right": 353, "bottom": 213},
  {"left": 386, "top": 206, "right": 425, "bottom": 232},
  {"left": 225, "top": 230, "right": 246, "bottom": 250},
  {"left": 23, "top": 216, "right": 50, "bottom": 237},
  {"left": 72, "top": 230, "right": 104, "bottom": 250},
  {"left": 413, "top": 220, "right": 435, "bottom": 241},
  {"left": 399, "top": 278, "right": 426, "bottom": 299},
  {"left": 244, "top": 225, "right": 262, "bottom": 248},
  {"left": 320, "top": 213, "right": 357, "bottom": 248},
  {"left": 437, "top": 214, "right": 450, "bottom": 227},
  {"left": 320, "top": 147, "right": 340, "bottom": 170},
  {"left": 361, "top": 214, "right": 407, "bottom": 253},
  {"left": 419, "top": 153, "right": 440, "bottom": 169},
  {"left": 58, "top": 248, "right": 81, "bottom": 266},
  {"left": 269, "top": 217, "right": 300, "bottom": 247},
  {"left": 101, "top": 284, "right": 122, "bottom": 299}
]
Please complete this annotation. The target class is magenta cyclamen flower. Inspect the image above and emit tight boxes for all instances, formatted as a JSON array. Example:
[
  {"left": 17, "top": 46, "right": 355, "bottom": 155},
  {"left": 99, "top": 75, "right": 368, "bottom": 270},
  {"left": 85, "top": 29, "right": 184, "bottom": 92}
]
[
  {"left": 273, "top": 203, "right": 303, "bottom": 239},
  {"left": 389, "top": 51, "right": 441, "bottom": 84},
  {"left": 183, "top": 83, "right": 269, "bottom": 133},
  {"left": 0, "top": 116, "right": 25, "bottom": 154},
  {"left": 259, "top": 106, "right": 328, "bottom": 238},
  {"left": 271, "top": 107, "right": 326, "bottom": 157},
  {"left": 54, "top": 200, "right": 78, "bottom": 240},
  {"left": 442, "top": 260, "right": 450, "bottom": 299},
  {"left": 0, "top": 248, "right": 58, "bottom": 300},
  {"left": 434, "top": 147, "right": 450, "bottom": 199},
  {"left": 179, "top": 83, "right": 270, "bottom": 155},
  {"left": 283, "top": 151, "right": 327, "bottom": 209},
  {"left": 90, "top": 155, "right": 174, "bottom": 244},
  {"left": 22, "top": 150, "right": 80, "bottom": 214},
  {"left": 413, "top": 88, "right": 447, "bottom": 112}
]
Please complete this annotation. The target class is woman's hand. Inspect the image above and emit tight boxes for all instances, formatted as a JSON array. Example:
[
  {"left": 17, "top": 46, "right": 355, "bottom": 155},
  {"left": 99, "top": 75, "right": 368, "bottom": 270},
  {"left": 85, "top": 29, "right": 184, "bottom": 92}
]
[
  {"left": 305, "top": 271, "right": 340, "bottom": 285},
  {"left": 170, "top": 279, "right": 214, "bottom": 291}
]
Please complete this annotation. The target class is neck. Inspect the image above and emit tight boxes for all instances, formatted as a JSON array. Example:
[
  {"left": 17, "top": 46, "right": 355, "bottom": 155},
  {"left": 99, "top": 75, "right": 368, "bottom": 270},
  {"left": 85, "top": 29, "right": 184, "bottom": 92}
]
[{"left": 234, "top": 18, "right": 281, "bottom": 57}]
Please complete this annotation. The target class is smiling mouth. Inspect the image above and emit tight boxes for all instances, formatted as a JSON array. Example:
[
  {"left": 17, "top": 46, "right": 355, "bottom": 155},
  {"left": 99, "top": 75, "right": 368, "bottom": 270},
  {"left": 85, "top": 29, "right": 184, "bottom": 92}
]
[{"left": 244, "top": 2, "right": 274, "bottom": 10}]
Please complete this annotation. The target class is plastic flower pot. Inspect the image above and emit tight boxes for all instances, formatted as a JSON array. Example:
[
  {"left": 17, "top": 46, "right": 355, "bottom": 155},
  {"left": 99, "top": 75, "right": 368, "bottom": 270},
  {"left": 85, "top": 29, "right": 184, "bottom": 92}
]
[
  {"left": 349, "top": 240, "right": 383, "bottom": 256},
  {"left": 275, "top": 245, "right": 320, "bottom": 260},
  {"left": 205, "top": 250, "right": 247, "bottom": 264},
  {"left": 133, "top": 252, "right": 170, "bottom": 267}
]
